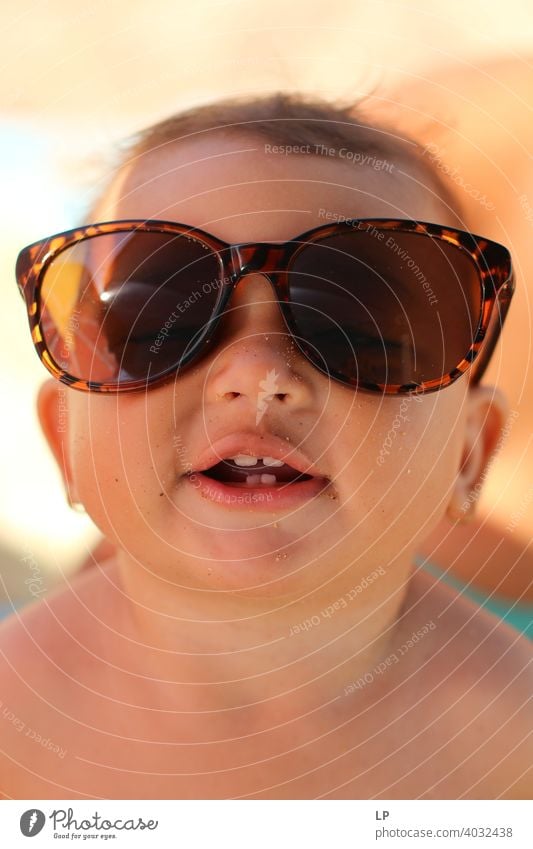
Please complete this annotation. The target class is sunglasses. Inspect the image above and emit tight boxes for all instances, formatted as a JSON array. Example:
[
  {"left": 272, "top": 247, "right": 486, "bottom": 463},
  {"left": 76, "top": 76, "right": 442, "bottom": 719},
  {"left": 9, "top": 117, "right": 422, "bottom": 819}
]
[{"left": 15, "top": 218, "right": 514, "bottom": 395}]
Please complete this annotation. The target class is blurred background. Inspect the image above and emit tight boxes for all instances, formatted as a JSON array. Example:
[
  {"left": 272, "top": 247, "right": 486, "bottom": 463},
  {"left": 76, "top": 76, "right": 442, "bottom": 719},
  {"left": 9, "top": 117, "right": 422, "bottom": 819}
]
[{"left": 1, "top": 0, "right": 532, "bottom": 619}]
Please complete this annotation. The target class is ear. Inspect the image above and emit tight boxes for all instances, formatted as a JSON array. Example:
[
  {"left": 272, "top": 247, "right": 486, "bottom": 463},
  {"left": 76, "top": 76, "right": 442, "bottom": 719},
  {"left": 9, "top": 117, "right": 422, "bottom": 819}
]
[
  {"left": 446, "top": 384, "right": 508, "bottom": 522},
  {"left": 36, "top": 380, "right": 81, "bottom": 504}
]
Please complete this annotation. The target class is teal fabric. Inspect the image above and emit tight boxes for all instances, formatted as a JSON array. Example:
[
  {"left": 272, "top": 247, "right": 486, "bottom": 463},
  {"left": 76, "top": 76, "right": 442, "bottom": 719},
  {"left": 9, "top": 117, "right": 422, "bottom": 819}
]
[
  {"left": 417, "top": 556, "right": 533, "bottom": 640},
  {"left": 0, "top": 603, "right": 14, "bottom": 621}
]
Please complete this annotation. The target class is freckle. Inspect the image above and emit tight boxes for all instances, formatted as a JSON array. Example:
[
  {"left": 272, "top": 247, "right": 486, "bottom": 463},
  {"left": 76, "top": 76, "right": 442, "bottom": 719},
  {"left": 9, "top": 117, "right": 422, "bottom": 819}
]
[
  {"left": 114, "top": 478, "right": 119, "bottom": 483},
  {"left": 159, "top": 492, "right": 164, "bottom": 496}
]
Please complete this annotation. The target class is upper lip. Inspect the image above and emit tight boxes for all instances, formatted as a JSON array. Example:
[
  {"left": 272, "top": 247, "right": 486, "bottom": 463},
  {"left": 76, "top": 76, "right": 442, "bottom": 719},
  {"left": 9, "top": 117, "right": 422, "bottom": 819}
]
[{"left": 187, "top": 431, "right": 327, "bottom": 478}]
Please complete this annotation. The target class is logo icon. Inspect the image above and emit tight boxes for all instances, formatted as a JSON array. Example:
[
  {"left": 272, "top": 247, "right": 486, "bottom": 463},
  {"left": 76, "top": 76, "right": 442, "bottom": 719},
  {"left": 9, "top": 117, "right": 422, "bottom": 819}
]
[
  {"left": 20, "top": 809, "right": 46, "bottom": 837},
  {"left": 256, "top": 368, "right": 280, "bottom": 425}
]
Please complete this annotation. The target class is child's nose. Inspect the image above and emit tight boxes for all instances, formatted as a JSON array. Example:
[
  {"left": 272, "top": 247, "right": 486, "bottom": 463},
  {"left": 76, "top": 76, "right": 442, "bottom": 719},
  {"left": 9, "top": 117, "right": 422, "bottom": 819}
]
[
  {"left": 215, "top": 271, "right": 288, "bottom": 338},
  {"left": 204, "top": 272, "right": 313, "bottom": 406}
]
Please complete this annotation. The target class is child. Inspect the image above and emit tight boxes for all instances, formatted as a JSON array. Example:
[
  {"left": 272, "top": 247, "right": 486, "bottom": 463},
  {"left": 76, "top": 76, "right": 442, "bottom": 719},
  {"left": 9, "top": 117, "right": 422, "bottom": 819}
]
[{"left": 3, "top": 93, "right": 531, "bottom": 800}]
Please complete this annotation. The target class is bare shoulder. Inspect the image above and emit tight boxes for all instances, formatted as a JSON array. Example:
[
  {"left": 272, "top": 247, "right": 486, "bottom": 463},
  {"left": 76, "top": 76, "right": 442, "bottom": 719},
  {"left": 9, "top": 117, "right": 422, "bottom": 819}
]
[
  {"left": 0, "top": 558, "right": 122, "bottom": 798},
  {"left": 0, "top": 556, "right": 122, "bottom": 672},
  {"left": 402, "top": 569, "right": 532, "bottom": 798},
  {"left": 406, "top": 567, "right": 532, "bottom": 665}
]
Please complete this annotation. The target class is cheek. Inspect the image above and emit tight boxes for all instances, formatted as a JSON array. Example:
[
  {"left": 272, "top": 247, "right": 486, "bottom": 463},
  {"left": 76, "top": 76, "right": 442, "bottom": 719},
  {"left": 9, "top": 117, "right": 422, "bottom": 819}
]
[
  {"left": 336, "top": 388, "right": 466, "bottom": 545},
  {"left": 68, "top": 395, "right": 175, "bottom": 538},
  {"left": 377, "top": 415, "right": 463, "bottom": 516}
]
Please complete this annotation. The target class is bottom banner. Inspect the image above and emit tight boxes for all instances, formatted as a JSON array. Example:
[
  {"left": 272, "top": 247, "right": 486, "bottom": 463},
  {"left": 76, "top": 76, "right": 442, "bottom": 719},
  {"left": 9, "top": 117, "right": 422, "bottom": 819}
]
[{"left": 0, "top": 799, "right": 530, "bottom": 848}]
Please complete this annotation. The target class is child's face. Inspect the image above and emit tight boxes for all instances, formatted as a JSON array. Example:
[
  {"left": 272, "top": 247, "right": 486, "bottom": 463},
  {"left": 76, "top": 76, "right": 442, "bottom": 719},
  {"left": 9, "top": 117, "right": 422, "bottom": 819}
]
[{"left": 43, "top": 132, "right": 484, "bottom": 595}]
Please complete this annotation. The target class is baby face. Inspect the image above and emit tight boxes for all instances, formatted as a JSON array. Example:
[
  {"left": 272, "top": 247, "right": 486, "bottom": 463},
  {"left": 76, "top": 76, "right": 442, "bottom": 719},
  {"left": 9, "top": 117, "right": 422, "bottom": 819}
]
[{"left": 57, "top": 132, "right": 471, "bottom": 594}]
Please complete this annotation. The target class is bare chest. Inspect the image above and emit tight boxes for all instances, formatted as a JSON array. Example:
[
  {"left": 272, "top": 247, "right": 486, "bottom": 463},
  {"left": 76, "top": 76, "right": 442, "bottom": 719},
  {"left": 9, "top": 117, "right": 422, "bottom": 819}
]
[{"left": 3, "top": 681, "right": 496, "bottom": 800}]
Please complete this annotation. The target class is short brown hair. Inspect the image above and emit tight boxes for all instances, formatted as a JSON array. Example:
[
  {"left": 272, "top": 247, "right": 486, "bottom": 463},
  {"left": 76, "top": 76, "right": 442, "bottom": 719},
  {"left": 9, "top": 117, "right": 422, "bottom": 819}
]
[{"left": 89, "top": 90, "right": 461, "bottom": 220}]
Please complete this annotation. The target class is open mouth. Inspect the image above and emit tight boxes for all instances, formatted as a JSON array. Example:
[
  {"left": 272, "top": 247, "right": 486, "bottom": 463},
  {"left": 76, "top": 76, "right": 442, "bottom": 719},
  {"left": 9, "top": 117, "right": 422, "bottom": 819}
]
[
  {"left": 200, "top": 456, "right": 313, "bottom": 487},
  {"left": 185, "top": 449, "right": 330, "bottom": 509}
]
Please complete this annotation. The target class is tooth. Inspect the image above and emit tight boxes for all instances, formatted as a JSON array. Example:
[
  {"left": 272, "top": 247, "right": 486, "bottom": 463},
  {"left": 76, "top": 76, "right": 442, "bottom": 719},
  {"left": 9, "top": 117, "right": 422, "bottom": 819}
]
[
  {"left": 245, "top": 474, "right": 279, "bottom": 486},
  {"left": 263, "top": 456, "right": 283, "bottom": 467},
  {"left": 232, "top": 455, "right": 258, "bottom": 467}
]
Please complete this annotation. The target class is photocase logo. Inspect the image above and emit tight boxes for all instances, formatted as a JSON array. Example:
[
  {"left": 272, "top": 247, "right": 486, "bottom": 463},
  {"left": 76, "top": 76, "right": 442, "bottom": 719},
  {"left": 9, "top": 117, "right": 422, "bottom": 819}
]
[
  {"left": 256, "top": 368, "right": 280, "bottom": 425},
  {"left": 20, "top": 809, "right": 46, "bottom": 837}
]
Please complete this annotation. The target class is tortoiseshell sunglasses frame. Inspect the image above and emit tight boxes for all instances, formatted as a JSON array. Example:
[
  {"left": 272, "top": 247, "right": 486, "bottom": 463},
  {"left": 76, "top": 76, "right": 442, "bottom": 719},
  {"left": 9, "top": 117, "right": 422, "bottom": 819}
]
[{"left": 15, "top": 217, "right": 514, "bottom": 395}]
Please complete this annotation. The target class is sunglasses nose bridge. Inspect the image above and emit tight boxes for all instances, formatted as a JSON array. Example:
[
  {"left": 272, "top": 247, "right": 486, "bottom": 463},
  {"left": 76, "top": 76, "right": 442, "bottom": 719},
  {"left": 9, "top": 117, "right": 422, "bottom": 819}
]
[
  {"left": 219, "top": 242, "right": 292, "bottom": 338},
  {"left": 229, "top": 243, "right": 288, "bottom": 280}
]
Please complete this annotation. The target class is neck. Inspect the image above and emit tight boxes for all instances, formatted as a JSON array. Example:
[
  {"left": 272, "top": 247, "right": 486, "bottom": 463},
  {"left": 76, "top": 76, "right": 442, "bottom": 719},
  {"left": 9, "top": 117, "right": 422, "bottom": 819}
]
[{"left": 112, "top": 552, "right": 414, "bottom": 722}]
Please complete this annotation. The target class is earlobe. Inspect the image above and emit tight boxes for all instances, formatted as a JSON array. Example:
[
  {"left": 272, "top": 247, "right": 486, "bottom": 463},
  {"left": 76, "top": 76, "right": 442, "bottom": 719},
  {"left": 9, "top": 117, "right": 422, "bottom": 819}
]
[
  {"left": 36, "top": 380, "right": 80, "bottom": 504},
  {"left": 446, "top": 384, "right": 508, "bottom": 523}
]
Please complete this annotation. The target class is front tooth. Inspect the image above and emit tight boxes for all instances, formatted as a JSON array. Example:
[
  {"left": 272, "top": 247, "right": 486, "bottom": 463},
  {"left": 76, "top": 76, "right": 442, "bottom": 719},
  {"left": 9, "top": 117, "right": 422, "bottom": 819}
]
[
  {"left": 263, "top": 456, "right": 284, "bottom": 467},
  {"left": 245, "top": 474, "right": 277, "bottom": 486},
  {"left": 232, "top": 455, "right": 258, "bottom": 467}
]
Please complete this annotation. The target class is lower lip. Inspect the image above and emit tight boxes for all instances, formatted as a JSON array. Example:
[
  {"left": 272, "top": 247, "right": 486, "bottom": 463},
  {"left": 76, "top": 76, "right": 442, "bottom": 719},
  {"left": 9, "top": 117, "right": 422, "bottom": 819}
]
[{"left": 185, "top": 472, "right": 330, "bottom": 510}]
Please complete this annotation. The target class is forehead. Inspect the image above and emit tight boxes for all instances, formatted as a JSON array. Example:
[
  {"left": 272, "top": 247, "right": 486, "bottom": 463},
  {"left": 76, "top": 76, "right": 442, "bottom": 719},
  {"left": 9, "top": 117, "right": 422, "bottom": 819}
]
[{"left": 93, "top": 131, "right": 457, "bottom": 241}]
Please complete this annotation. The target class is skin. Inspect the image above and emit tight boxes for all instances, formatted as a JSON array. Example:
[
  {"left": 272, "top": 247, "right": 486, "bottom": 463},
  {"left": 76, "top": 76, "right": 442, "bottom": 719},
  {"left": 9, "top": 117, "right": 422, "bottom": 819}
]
[{"left": 0, "top": 131, "right": 531, "bottom": 799}]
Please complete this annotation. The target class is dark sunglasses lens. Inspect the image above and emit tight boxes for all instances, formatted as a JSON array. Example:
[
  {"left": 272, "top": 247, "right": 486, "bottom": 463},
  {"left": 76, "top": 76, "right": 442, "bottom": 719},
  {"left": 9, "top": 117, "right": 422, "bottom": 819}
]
[
  {"left": 288, "top": 229, "right": 482, "bottom": 388},
  {"left": 39, "top": 230, "right": 224, "bottom": 383}
]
